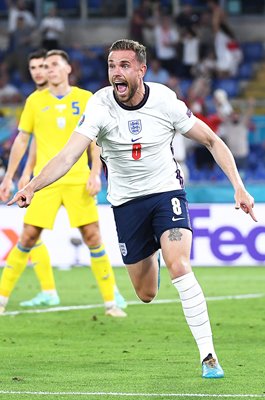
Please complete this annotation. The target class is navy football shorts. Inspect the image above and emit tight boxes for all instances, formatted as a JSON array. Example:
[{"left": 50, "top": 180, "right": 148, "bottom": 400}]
[{"left": 112, "top": 189, "right": 192, "bottom": 265}]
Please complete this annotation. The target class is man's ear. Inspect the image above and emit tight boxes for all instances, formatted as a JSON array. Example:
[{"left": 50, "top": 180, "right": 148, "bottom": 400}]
[
  {"left": 140, "top": 64, "right": 147, "bottom": 79},
  {"left": 67, "top": 64, "right": 72, "bottom": 75}
]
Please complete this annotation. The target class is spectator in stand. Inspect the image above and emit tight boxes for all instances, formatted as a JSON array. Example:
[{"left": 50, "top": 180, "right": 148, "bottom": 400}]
[
  {"left": 4, "top": 15, "right": 33, "bottom": 81},
  {"left": 0, "top": 72, "right": 23, "bottom": 104},
  {"left": 207, "top": 0, "right": 242, "bottom": 79},
  {"left": 69, "top": 59, "right": 83, "bottom": 86},
  {"left": 129, "top": 0, "right": 154, "bottom": 46},
  {"left": 6, "top": 0, "right": 36, "bottom": 52},
  {"left": 153, "top": 14, "right": 180, "bottom": 75},
  {"left": 165, "top": 74, "right": 184, "bottom": 100},
  {"left": 101, "top": 0, "right": 126, "bottom": 17},
  {"left": 195, "top": 49, "right": 217, "bottom": 79},
  {"left": 213, "top": 88, "right": 233, "bottom": 121},
  {"left": 181, "top": 27, "right": 200, "bottom": 79},
  {"left": 197, "top": 10, "right": 215, "bottom": 58},
  {"left": 175, "top": 3, "right": 200, "bottom": 36},
  {"left": 219, "top": 99, "right": 256, "bottom": 176},
  {"left": 186, "top": 77, "right": 219, "bottom": 171},
  {"left": 40, "top": 5, "right": 65, "bottom": 50},
  {"left": 186, "top": 76, "right": 210, "bottom": 115},
  {"left": 207, "top": 0, "right": 228, "bottom": 34},
  {"left": 192, "top": 89, "right": 231, "bottom": 172},
  {"left": 144, "top": 58, "right": 170, "bottom": 84},
  {"left": 214, "top": 23, "right": 242, "bottom": 78}
]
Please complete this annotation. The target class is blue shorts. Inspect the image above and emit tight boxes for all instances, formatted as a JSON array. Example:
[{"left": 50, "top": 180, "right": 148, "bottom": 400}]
[{"left": 112, "top": 190, "right": 192, "bottom": 264}]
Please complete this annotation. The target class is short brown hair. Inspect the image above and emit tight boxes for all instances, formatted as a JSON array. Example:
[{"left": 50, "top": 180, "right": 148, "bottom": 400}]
[
  {"left": 109, "top": 39, "right": 146, "bottom": 64},
  {"left": 28, "top": 48, "right": 47, "bottom": 63},
  {"left": 45, "top": 49, "right": 70, "bottom": 64}
]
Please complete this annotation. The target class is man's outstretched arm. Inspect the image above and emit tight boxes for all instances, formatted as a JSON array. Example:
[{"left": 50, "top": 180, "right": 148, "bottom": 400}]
[
  {"left": 8, "top": 132, "right": 91, "bottom": 208},
  {"left": 185, "top": 118, "right": 257, "bottom": 222}
]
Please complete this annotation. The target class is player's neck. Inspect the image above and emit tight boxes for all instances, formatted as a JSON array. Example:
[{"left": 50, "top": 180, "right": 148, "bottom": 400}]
[
  {"left": 49, "top": 81, "right": 71, "bottom": 97},
  {"left": 37, "top": 83, "right": 48, "bottom": 91}
]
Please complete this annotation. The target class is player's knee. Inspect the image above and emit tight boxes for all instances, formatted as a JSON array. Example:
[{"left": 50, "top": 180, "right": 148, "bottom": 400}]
[
  {"left": 136, "top": 289, "right": 157, "bottom": 303},
  {"left": 80, "top": 224, "right": 101, "bottom": 247},
  {"left": 83, "top": 232, "right": 101, "bottom": 247},
  {"left": 20, "top": 231, "right": 39, "bottom": 248},
  {"left": 168, "top": 258, "right": 191, "bottom": 277}
]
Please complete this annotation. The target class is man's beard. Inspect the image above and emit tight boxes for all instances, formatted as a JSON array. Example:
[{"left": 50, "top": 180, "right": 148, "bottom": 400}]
[
  {"left": 116, "top": 83, "right": 137, "bottom": 104},
  {"left": 38, "top": 80, "right": 48, "bottom": 88}
]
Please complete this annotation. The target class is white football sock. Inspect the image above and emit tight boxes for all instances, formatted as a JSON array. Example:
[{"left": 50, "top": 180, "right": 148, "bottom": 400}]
[
  {"left": 0, "top": 295, "right": 9, "bottom": 307},
  {"left": 172, "top": 271, "right": 217, "bottom": 362}
]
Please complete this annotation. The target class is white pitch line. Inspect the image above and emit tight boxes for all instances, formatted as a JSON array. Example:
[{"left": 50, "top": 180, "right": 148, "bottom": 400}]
[
  {"left": 0, "top": 390, "right": 265, "bottom": 398},
  {"left": 2, "top": 293, "right": 264, "bottom": 317}
]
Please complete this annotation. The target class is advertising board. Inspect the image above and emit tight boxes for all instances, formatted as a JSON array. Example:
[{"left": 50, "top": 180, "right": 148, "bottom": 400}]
[{"left": 0, "top": 204, "right": 264, "bottom": 267}]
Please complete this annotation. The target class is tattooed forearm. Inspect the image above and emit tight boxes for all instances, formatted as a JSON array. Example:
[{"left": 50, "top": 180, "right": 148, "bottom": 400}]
[{"left": 168, "top": 228, "right": 182, "bottom": 241}]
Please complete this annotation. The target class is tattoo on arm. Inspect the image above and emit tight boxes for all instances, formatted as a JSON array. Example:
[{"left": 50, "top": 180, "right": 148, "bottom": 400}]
[{"left": 168, "top": 228, "right": 182, "bottom": 241}]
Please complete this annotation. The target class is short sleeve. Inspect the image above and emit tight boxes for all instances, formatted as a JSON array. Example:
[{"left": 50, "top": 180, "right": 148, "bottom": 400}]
[
  {"left": 18, "top": 95, "right": 35, "bottom": 134},
  {"left": 171, "top": 97, "right": 197, "bottom": 135},
  {"left": 75, "top": 95, "right": 104, "bottom": 142}
]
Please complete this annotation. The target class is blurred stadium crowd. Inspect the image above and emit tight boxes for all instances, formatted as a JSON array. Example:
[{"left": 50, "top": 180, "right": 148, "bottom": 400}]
[{"left": 0, "top": 0, "right": 265, "bottom": 191}]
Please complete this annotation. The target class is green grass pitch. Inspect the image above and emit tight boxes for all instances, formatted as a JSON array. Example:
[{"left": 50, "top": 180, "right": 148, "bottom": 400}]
[{"left": 0, "top": 266, "right": 264, "bottom": 400}]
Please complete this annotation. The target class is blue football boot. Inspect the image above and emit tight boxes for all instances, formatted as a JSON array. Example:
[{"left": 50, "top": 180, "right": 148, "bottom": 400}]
[
  {"left": 202, "top": 353, "right": 224, "bottom": 378},
  {"left": 114, "top": 288, "right": 127, "bottom": 309},
  {"left": 20, "top": 292, "right": 60, "bottom": 307}
]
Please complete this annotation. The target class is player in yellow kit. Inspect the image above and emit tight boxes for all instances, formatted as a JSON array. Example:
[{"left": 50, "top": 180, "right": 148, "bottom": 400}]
[
  {"left": 0, "top": 49, "right": 127, "bottom": 317},
  {"left": 15, "top": 49, "right": 60, "bottom": 307}
]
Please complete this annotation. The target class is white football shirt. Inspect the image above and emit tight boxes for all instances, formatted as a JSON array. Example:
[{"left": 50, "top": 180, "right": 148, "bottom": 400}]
[{"left": 75, "top": 82, "right": 196, "bottom": 206}]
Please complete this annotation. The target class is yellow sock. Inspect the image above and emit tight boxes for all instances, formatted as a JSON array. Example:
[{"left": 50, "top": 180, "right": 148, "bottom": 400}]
[
  {"left": 89, "top": 244, "right": 116, "bottom": 305},
  {"left": 29, "top": 240, "right": 56, "bottom": 291},
  {"left": 0, "top": 243, "right": 30, "bottom": 298}
]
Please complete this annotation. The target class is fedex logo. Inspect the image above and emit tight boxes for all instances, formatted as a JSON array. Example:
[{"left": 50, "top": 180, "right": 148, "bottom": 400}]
[{"left": 190, "top": 208, "right": 265, "bottom": 262}]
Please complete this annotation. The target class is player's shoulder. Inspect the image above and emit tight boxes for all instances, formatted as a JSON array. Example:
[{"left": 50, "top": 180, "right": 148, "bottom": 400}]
[
  {"left": 86, "top": 86, "right": 113, "bottom": 106},
  {"left": 93, "top": 86, "right": 112, "bottom": 99},
  {"left": 146, "top": 82, "right": 191, "bottom": 119},
  {"left": 72, "top": 86, "right": 93, "bottom": 100},
  {"left": 24, "top": 88, "right": 49, "bottom": 105},
  {"left": 72, "top": 86, "right": 91, "bottom": 95},
  {"left": 146, "top": 82, "right": 179, "bottom": 107}
]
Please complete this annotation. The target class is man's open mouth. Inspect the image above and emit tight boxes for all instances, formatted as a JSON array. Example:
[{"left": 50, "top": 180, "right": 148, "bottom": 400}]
[{"left": 114, "top": 82, "right": 128, "bottom": 94}]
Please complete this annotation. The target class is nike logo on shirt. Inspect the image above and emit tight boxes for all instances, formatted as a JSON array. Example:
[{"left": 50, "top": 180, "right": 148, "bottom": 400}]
[{"left": 131, "top": 137, "right": 142, "bottom": 142}]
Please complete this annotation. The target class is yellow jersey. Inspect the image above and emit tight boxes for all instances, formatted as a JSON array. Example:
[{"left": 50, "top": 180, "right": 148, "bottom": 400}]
[{"left": 19, "top": 86, "right": 93, "bottom": 185}]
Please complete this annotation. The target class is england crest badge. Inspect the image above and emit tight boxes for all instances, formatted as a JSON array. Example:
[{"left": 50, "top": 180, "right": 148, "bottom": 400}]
[
  {"left": 128, "top": 119, "right": 142, "bottom": 135},
  {"left": 119, "top": 243, "right": 128, "bottom": 256}
]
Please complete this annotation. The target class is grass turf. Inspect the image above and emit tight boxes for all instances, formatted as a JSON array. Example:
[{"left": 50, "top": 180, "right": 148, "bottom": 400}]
[{"left": 0, "top": 266, "right": 264, "bottom": 400}]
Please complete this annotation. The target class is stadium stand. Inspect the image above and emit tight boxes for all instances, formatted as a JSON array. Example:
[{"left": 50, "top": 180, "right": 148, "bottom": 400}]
[
  {"left": 241, "top": 41, "right": 264, "bottom": 62},
  {"left": 213, "top": 78, "right": 240, "bottom": 98},
  {"left": 237, "top": 62, "right": 254, "bottom": 80}
]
